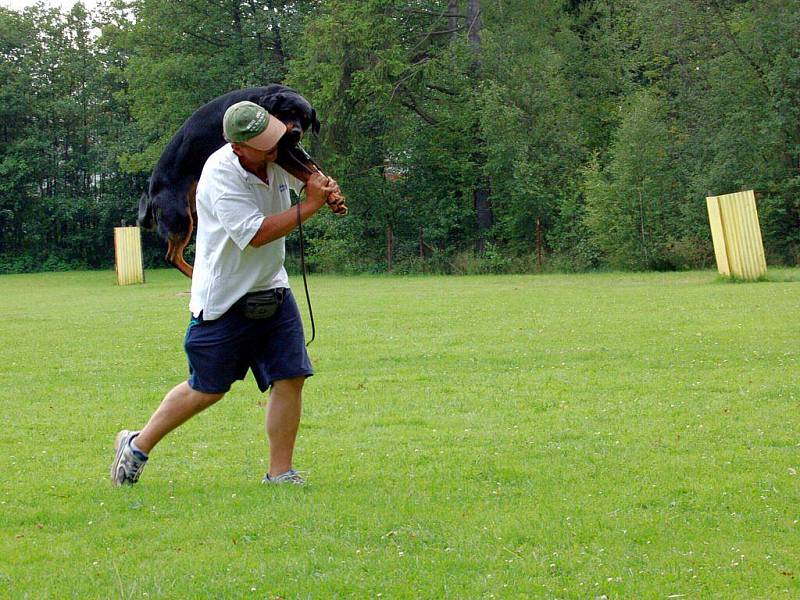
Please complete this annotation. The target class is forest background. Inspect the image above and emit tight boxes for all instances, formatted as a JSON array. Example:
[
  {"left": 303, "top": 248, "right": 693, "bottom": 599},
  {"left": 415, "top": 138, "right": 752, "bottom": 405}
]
[{"left": 0, "top": 0, "right": 797, "bottom": 275}]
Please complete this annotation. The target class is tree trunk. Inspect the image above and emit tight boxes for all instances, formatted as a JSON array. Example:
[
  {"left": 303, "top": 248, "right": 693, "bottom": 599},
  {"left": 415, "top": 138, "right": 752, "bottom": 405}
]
[
  {"left": 474, "top": 188, "right": 493, "bottom": 254},
  {"left": 229, "top": 1, "right": 247, "bottom": 81},
  {"left": 386, "top": 225, "right": 394, "bottom": 272},
  {"left": 467, "top": 0, "right": 481, "bottom": 67},
  {"left": 467, "top": 0, "right": 493, "bottom": 255},
  {"left": 536, "top": 217, "right": 543, "bottom": 270},
  {"left": 248, "top": 0, "right": 266, "bottom": 79},
  {"left": 638, "top": 190, "right": 648, "bottom": 265},
  {"left": 267, "top": 0, "right": 286, "bottom": 78},
  {"left": 448, "top": 0, "right": 460, "bottom": 38}
]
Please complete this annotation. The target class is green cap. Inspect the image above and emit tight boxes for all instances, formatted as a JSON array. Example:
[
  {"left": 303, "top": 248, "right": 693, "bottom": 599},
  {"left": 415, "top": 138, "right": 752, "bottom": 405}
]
[{"left": 223, "top": 101, "right": 286, "bottom": 151}]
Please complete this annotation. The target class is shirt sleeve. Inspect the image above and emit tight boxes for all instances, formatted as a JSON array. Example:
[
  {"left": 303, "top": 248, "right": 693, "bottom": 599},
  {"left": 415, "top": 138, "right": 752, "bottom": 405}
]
[{"left": 212, "top": 191, "right": 265, "bottom": 250}]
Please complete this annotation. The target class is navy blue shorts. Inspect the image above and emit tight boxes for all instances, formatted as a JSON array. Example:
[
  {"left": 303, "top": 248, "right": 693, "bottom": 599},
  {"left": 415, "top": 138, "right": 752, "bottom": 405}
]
[{"left": 184, "top": 289, "right": 313, "bottom": 394}]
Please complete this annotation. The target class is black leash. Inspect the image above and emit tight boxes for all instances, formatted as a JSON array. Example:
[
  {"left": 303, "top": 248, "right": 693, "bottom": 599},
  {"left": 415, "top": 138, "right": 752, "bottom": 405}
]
[{"left": 297, "top": 199, "right": 315, "bottom": 346}]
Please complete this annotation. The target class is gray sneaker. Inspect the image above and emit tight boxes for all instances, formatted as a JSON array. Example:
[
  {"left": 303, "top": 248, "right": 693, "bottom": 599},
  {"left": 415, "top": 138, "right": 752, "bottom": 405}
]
[
  {"left": 111, "top": 430, "right": 148, "bottom": 486},
  {"left": 262, "top": 469, "right": 306, "bottom": 485}
]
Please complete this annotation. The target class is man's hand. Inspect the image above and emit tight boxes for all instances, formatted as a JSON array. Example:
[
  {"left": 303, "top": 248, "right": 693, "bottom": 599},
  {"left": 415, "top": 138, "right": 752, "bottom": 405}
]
[
  {"left": 305, "top": 172, "right": 338, "bottom": 210},
  {"left": 250, "top": 173, "right": 338, "bottom": 248}
]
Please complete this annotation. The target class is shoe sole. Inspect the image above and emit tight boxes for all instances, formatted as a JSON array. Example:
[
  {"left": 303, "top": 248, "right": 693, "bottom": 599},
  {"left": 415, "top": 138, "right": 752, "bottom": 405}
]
[{"left": 110, "top": 429, "right": 133, "bottom": 487}]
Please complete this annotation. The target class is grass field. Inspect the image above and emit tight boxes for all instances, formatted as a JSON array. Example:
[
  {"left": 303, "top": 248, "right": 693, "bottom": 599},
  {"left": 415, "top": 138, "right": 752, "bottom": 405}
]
[{"left": 1, "top": 268, "right": 799, "bottom": 598}]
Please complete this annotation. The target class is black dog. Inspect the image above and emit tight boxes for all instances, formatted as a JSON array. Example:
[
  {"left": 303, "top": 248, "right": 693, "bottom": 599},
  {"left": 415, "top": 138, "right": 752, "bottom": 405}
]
[{"left": 138, "top": 85, "right": 344, "bottom": 278}]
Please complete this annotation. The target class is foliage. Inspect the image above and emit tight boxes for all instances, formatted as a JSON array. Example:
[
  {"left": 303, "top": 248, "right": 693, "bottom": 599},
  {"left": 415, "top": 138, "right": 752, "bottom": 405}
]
[
  {"left": 582, "top": 90, "right": 695, "bottom": 270},
  {"left": 0, "top": 0, "right": 798, "bottom": 273},
  {"left": 0, "top": 3, "right": 146, "bottom": 270}
]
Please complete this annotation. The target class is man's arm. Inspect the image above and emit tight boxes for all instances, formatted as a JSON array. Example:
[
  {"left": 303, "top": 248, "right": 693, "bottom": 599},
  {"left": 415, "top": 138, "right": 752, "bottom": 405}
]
[{"left": 249, "top": 172, "right": 338, "bottom": 248}]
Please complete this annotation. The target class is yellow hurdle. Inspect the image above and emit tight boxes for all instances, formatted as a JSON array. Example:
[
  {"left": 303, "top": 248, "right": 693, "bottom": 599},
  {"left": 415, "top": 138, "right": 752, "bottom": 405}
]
[
  {"left": 705, "top": 190, "right": 767, "bottom": 280},
  {"left": 113, "top": 226, "right": 145, "bottom": 285}
]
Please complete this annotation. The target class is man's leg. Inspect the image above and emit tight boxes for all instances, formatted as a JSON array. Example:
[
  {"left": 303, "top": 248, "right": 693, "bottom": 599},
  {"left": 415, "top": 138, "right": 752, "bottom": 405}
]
[
  {"left": 135, "top": 381, "right": 225, "bottom": 454},
  {"left": 265, "top": 376, "right": 305, "bottom": 477}
]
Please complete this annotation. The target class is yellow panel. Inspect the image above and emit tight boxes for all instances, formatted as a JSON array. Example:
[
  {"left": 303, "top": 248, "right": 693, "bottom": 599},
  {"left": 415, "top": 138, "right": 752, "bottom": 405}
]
[
  {"left": 743, "top": 192, "right": 767, "bottom": 274},
  {"left": 735, "top": 191, "right": 763, "bottom": 279},
  {"left": 722, "top": 194, "right": 745, "bottom": 277},
  {"left": 114, "top": 226, "right": 144, "bottom": 285},
  {"left": 707, "top": 190, "right": 766, "bottom": 280},
  {"left": 706, "top": 196, "right": 730, "bottom": 276},
  {"left": 739, "top": 193, "right": 757, "bottom": 278}
]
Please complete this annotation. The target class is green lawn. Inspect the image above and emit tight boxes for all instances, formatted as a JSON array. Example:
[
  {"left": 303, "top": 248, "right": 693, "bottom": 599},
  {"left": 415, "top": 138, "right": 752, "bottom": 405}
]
[{"left": 1, "top": 269, "right": 799, "bottom": 598}]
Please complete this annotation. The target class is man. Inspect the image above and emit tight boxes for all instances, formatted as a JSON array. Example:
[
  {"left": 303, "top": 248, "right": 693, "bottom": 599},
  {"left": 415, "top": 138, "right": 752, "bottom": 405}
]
[{"left": 111, "top": 100, "right": 339, "bottom": 486}]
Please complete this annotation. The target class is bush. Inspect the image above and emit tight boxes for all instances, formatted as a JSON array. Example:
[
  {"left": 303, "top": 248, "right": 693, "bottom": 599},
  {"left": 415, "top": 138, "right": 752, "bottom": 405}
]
[
  {"left": 304, "top": 235, "right": 372, "bottom": 274},
  {"left": 0, "top": 252, "right": 85, "bottom": 274},
  {"left": 0, "top": 253, "right": 38, "bottom": 274},
  {"left": 654, "top": 237, "right": 714, "bottom": 271},
  {"left": 449, "top": 244, "right": 513, "bottom": 275}
]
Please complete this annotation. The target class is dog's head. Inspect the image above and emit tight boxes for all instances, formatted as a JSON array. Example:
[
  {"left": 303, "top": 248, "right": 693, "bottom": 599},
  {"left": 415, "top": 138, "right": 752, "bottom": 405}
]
[{"left": 259, "top": 88, "right": 320, "bottom": 147}]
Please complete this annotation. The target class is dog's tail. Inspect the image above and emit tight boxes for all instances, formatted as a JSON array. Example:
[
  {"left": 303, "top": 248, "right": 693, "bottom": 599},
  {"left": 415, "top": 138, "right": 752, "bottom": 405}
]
[{"left": 137, "top": 187, "right": 156, "bottom": 231}]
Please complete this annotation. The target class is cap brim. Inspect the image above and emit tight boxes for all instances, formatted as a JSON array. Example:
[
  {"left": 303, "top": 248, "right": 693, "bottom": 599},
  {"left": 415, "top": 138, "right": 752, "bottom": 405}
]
[{"left": 244, "top": 114, "right": 287, "bottom": 151}]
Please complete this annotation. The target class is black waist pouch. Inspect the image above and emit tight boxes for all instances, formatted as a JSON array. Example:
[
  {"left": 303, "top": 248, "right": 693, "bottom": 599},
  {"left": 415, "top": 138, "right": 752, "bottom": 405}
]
[{"left": 237, "top": 288, "right": 285, "bottom": 319}]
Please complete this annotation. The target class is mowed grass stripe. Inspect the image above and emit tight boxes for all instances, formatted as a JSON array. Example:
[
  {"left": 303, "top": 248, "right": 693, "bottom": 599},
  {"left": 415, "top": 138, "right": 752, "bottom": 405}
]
[{"left": 1, "top": 269, "right": 798, "bottom": 598}]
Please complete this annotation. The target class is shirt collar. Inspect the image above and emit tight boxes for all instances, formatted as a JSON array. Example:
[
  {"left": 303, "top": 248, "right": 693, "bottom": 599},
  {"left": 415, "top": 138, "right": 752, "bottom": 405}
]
[{"left": 223, "top": 144, "right": 269, "bottom": 186}]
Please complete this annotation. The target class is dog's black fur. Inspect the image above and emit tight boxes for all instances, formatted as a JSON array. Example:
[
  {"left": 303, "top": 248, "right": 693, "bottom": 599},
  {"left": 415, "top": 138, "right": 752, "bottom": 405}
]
[{"left": 137, "top": 85, "right": 321, "bottom": 278}]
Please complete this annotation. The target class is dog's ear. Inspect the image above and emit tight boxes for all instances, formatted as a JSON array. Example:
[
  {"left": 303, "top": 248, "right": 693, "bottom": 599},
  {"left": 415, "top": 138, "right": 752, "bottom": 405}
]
[
  {"left": 261, "top": 92, "right": 285, "bottom": 113},
  {"left": 311, "top": 108, "right": 320, "bottom": 135}
]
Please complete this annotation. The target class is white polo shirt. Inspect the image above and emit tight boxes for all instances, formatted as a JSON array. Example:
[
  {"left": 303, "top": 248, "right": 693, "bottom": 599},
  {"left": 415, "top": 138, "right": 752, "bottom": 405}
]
[{"left": 189, "top": 144, "right": 303, "bottom": 320}]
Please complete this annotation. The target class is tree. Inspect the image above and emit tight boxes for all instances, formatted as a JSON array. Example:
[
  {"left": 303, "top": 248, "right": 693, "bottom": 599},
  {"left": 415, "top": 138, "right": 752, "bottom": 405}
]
[
  {"left": 119, "top": 0, "right": 313, "bottom": 172},
  {"left": 1, "top": 0, "right": 797, "bottom": 273}
]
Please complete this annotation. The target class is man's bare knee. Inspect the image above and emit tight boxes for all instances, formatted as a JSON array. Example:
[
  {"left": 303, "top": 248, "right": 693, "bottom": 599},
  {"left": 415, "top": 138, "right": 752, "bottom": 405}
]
[
  {"left": 185, "top": 383, "right": 225, "bottom": 409},
  {"left": 271, "top": 376, "right": 306, "bottom": 396}
]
